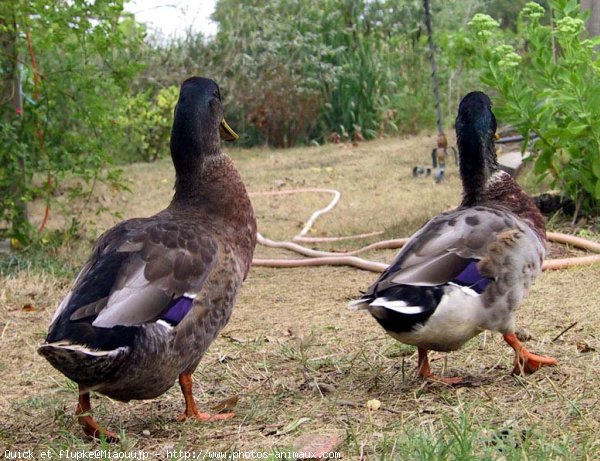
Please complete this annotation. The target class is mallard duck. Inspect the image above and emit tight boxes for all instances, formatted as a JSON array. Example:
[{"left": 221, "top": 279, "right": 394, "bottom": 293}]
[
  {"left": 349, "top": 91, "right": 556, "bottom": 384},
  {"left": 38, "top": 77, "right": 257, "bottom": 440}
]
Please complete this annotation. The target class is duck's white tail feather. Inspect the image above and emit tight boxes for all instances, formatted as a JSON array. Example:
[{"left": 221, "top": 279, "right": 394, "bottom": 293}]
[
  {"left": 347, "top": 298, "right": 370, "bottom": 311},
  {"left": 43, "top": 342, "right": 127, "bottom": 357},
  {"left": 371, "top": 297, "right": 425, "bottom": 315}
]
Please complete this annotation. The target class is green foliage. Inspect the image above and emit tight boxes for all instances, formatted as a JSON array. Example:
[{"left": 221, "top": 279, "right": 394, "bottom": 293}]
[
  {"left": 134, "top": 0, "right": 529, "bottom": 148},
  {"left": 320, "top": 0, "right": 431, "bottom": 138},
  {"left": 487, "top": 0, "right": 549, "bottom": 30},
  {"left": 465, "top": 0, "right": 600, "bottom": 215},
  {"left": 0, "top": 118, "right": 30, "bottom": 242},
  {"left": 117, "top": 86, "right": 179, "bottom": 162},
  {"left": 322, "top": 39, "right": 390, "bottom": 140},
  {"left": 129, "top": 31, "right": 212, "bottom": 92},
  {"left": 0, "top": 1, "right": 146, "bottom": 243},
  {"left": 387, "top": 411, "right": 589, "bottom": 460},
  {"left": 0, "top": 231, "right": 77, "bottom": 278},
  {"left": 208, "top": 0, "right": 456, "bottom": 145},
  {"left": 212, "top": 0, "right": 342, "bottom": 147}
]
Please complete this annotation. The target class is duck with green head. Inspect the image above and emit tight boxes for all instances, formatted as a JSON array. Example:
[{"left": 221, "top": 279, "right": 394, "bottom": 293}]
[
  {"left": 39, "top": 77, "right": 257, "bottom": 441},
  {"left": 349, "top": 91, "right": 556, "bottom": 384}
]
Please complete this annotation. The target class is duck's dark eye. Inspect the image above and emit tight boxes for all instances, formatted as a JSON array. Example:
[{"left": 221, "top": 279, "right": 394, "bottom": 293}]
[{"left": 214, "top": 89, "right": 220, "bottom": 99}]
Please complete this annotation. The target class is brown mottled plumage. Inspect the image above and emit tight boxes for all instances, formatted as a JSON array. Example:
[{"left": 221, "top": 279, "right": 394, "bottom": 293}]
[
  {"left": 349, "top": 91, "right": 556, "bottom": 384},
  {"left": 38, "top": 77, "right": 256, "bottom": 441},
  {"left": 483, "top": 173, "right": 546, "bottom": 242}
]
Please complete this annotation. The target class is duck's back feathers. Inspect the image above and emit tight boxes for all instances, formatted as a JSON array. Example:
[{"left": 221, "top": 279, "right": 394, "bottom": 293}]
[
  {"left": 371, "top": 206, "right": 532, "bottom": 293},
  {"left": 39, "top": 77, "right": 257, "bottom": 415},
  {"left": 40, "top": 155, "right": 256, "bottom": 400}
]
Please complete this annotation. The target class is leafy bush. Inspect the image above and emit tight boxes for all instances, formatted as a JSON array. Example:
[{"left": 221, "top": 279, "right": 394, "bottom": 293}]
[
  {"left": 131, "top": 0, "right": 527, "bottom": 147},
  {"left": 118, "top": 86, "right": 179, "bottom": 162},
  {"left": 0, "top": 1, "right": 145, "bottom": 243},
  {"left": 211, "top": 0, "right": 453, "bottom": 146},
  {"left": 212, "top": 0, "right": 341, "bottom": 147},
  {"left": 321, "top": 1, "right": 430, "bottom": 138},
  {"left": 466, "top": 0, "right": 600, "bottom": 216}
]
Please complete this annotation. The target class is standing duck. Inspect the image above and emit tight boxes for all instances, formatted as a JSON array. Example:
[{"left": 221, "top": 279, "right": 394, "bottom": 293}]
[
  {"left": 349, "top": 91, "right": 556, "bottom": 384},
  {"left": 38, "top": 77, "right": 257, "bottom": 440}
]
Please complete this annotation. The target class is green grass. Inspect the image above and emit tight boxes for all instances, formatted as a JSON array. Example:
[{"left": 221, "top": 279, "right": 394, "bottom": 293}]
[{"left": 0, "top": 250, "right": 73, "bottom": 278}]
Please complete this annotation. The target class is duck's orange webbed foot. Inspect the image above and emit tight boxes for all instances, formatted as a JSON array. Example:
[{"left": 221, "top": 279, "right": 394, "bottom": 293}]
[
  {"left": 503, "top": 333, "right": 557, "bottom": 376},
  {"left": 176, "top": 373, "right": 235, "bottom": 423},
  {"left": 77, "top": 389, "right": 119, "bottom": 443},
  {"left": 417, "top": 348, "right": 464, "bottom": 385}
]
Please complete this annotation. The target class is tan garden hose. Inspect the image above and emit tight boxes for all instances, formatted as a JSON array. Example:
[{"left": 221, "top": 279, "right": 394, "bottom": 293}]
[{"left": 250, "top": 189, "right": 600, "bottom": 273}]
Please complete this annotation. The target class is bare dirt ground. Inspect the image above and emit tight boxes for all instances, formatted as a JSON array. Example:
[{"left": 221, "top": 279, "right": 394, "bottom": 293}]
[{"left": 1, "top": 136, "right": 599, "bottom": 459}]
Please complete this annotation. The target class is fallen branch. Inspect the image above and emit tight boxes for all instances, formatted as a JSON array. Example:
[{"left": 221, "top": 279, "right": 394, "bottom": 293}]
[{"left": 551, "top": 321, "right": 578, "bottom": 343}]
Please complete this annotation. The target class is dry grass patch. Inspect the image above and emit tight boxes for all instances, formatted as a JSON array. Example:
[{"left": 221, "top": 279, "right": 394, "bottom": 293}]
[{"left": 1, "top": 136, "right": 600, "bottom": 459}]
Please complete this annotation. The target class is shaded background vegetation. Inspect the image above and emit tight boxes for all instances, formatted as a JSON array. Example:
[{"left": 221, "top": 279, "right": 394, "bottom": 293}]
[{"left": 3, "top": 0, "right": 600, "bottom": 245}]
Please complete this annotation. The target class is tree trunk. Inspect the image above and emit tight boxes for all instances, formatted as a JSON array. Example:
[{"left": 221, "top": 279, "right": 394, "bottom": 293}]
[{"left": 423, "top": 0, "right": 444, "bottom": 136}]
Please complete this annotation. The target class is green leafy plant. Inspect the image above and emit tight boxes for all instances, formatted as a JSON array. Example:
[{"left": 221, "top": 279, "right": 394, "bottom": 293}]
[
  {"left": 0, "top": 1, "right": 145, "bottom": 244},
  {"left": 118, "top": 85, "right": 179, "bottom": 162},
  {"left": 132, "top": 0, "right": 517, "bottom": 147},
  {"left": 210, "top": 0, "right": 457, "bottom": 146},
  {"left": 212, "top": 0, "right": 342, "bottom": 147},
  {"left": 466, "top": 0, "right": 600, "bottom": 217}
]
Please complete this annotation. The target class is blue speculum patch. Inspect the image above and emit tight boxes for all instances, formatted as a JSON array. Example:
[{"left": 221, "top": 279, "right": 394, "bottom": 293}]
[
  {"left": 161, "top": 297, "right": 193, "bottom": 325},
  {"left": 452, "top": 260, "right": 491, "bottom": 293}
]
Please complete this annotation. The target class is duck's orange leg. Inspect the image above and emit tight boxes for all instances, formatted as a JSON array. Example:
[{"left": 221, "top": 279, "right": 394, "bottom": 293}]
[
  {"left": 76, "top": 387, "right": 119, "bottom": 443},
  {"left": 503, "top": 333, "right": 557, "bottom": 375},
  {"left": 176, "top": 373, "right": 234, "bottom": 422},
  {"left": 417, "top": 348, "right": 463, "bottom": 385}
]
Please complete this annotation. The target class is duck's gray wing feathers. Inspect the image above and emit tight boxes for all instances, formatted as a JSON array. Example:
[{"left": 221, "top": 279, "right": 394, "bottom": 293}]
[
  {"left": 369, "top": 206, "right": 541, "bottom": 295},
  {"left": 51, "top": 218, "right": 218, "bottom": 331}
]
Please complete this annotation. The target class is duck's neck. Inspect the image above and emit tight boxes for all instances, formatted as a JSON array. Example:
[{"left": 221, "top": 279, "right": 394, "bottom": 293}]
[
  {"left": 169, "top": 113, "right": 222, "bottom": 203},
  {"left": 483, "top": 170, "right": 547, "bottom": 242},
  {"left": 170, "top": 153, "right": 257, "bottom": 274},
  {"left": 170, "top": 134, "right": 220, "bottom": 174},
  {"left": 458, "top": 128, "right": 498, "bottom": 207},
  {"left": 169, "top": 107, "right": 221, "bottom": 179},
  {"left": 171, "top": 153, "right": 227, "bottom": 205}
]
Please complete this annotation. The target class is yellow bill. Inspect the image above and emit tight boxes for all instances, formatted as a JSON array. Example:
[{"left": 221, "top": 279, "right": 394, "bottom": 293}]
[{"left": 219, "top": 118, "right": 239, "bottom": 141}]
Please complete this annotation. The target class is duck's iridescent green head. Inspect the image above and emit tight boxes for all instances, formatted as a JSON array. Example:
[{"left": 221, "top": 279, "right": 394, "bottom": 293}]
[
  {"left": 170, "top": 77, "right": 238, "bottom": 172},
  {"left": 456, "top": 91, "right": 499, "bottom": 204},
  {"left": 456, "top": 91, "right": 497, "bottom": 140}
]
